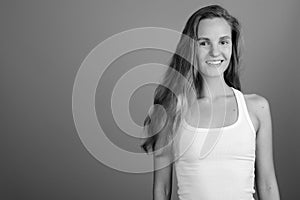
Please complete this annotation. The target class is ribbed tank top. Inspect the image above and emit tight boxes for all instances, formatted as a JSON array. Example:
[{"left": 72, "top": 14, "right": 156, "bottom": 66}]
[{"left": 173, "top": 87, "right": 256, "bottom": 200}]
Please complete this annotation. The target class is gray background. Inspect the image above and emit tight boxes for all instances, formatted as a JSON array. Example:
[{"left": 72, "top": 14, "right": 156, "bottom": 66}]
[{"left": 1, "top": 0, "right": 299, "bottom": 199}]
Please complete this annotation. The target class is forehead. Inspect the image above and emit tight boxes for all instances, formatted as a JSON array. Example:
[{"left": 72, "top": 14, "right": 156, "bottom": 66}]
[{"left": 197, "top": 17, "right": 231, "bottom": 38}]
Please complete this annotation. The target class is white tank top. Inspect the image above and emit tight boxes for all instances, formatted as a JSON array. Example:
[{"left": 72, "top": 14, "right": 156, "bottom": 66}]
[{"left": 173, "top": 87, "right": 256, "bottom": 200}]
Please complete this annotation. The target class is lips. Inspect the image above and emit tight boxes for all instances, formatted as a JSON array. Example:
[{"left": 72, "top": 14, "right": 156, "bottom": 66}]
[{"left": 206, "top": 59, "right": 224, "bottom": 66}]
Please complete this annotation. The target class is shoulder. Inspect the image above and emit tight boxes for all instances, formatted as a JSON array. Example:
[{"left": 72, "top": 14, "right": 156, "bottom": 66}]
[
  {"left": 243, "top": 93, "right": 271, "bottom": 130},
  {"left": 244, "top": 93, "right": 270, "bottom": 114},
  {"left": 244, "top": 92, "right": 269, "bottom": 107}
]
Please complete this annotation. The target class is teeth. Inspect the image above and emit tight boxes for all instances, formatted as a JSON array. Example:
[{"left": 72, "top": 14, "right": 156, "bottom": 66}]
[{"left": 207, "top": 60, "right": 222, "bottom": 65}]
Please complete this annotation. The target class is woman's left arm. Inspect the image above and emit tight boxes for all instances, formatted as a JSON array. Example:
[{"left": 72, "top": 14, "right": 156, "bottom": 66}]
[{"left": 254, "top": 96, "right": 280, "bottom": 200}]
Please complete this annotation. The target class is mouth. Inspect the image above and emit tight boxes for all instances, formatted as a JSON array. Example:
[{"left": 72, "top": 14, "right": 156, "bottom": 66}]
[{"left": 205, "top": 59, "right": 224, "bottom": 66}]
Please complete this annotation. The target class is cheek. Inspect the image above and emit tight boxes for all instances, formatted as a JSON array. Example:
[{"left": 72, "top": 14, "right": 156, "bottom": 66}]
[
  {"left": 197, "top": 48, "right": 209, "bottom": 61},
  {"left": 224, "top": 46, "right": 232, "bottom": 58}
]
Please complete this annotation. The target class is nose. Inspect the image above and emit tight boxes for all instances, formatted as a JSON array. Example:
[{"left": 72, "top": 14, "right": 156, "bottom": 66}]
[{"left": 210, "top": 44, "right": 220, "bottom": 57}]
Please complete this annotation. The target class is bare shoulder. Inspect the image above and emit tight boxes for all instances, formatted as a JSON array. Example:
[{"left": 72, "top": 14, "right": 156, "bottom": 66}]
[
  {"left": 243, "top": 93, "right": 271, "bottom": 131},
  {"left": 244, "top": 94, "right": 270, "bottom": 115}
]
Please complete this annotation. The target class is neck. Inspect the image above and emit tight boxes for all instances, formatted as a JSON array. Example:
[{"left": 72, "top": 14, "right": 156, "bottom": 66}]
[{"left": 199, "top": 75, "right": 232, "bottom": 100}]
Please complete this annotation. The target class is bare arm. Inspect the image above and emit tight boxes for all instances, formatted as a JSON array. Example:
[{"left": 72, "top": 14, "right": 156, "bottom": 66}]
[
  {"left": 253, "top": 96, "right": 280, "bottom": 200},
  {"left": 152, "top": 144, "right": 173, "bottom": 200}
]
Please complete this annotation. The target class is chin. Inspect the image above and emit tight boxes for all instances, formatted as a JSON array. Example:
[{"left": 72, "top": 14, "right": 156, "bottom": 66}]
[{"left": 199, "top": 65, "right": 228, "bottom": 77}]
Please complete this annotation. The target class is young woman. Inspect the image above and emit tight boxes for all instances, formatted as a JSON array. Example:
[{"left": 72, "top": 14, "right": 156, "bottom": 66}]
[{"left": 141, "top": 5, "right": 280, "bottom": 200}]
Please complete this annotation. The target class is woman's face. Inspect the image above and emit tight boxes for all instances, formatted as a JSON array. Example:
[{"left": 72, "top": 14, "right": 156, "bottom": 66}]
[{"left": 196, "top": 17, "right": 232, "bottom": 77}]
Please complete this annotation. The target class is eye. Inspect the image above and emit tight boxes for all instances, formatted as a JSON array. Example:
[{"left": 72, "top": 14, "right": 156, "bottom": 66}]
[
  {"left": 199, "top": 41, "right": 210, "bottom": 46},
  {"left": 220, "top": 40, "right": 230, "bottom": 45}
]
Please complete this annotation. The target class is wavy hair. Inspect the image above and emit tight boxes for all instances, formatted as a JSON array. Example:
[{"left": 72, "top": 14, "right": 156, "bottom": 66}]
[{"left": 141, "top": 5, "right": 242, "bottom": 155}]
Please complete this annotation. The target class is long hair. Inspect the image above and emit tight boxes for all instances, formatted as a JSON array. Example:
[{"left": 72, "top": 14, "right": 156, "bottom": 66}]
[{"left": 141, "top": 5, "right": 242, "bottom": 155}]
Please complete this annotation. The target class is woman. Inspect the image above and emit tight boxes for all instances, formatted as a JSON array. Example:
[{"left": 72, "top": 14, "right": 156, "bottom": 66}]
[{"left": 141, "top": 4, "right": 280, "bottom": 200}]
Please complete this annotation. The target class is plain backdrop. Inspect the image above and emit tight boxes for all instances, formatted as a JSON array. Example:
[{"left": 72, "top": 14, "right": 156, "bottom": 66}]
[{"left": 1, "top": 0, "right": 299, "bottom": 199}]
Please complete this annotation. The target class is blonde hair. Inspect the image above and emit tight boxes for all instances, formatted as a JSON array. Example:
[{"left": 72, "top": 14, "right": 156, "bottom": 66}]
[{"left": 141, "top": 4, "right": 242, "bottom": 155}]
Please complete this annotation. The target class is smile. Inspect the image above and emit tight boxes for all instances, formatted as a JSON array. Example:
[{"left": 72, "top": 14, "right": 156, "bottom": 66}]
[{"left": 206, "top": 60, "right": 224, "bottom": 66}]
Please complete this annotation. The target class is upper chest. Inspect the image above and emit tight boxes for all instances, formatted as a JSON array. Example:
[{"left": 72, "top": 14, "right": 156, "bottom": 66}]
[
  {"left": 184, "top": 94, "right": 259, "bottom": 132},
  {"left": 185, "top": 95, "right": 238, "bottom": 129}
]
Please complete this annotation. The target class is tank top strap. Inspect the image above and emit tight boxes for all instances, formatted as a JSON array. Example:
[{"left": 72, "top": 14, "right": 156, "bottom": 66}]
[{"left": 231, "top": 87, "right": 256, "bottom": 134}]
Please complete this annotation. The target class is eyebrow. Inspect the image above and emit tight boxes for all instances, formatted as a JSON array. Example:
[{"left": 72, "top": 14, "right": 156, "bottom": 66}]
[{"left": 197, "top": 36, "right": 231, "bottom": 41}]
